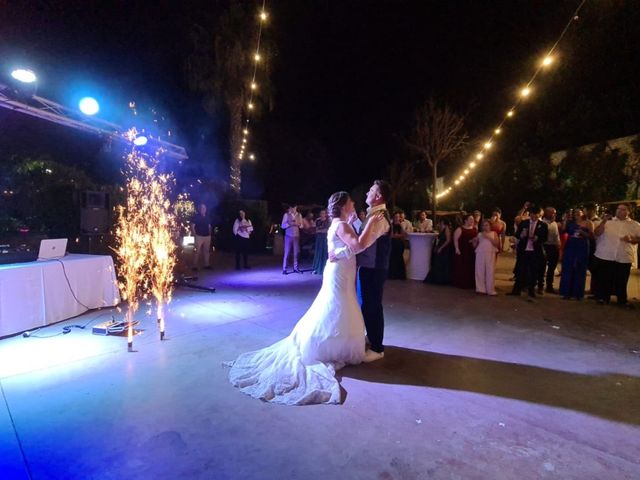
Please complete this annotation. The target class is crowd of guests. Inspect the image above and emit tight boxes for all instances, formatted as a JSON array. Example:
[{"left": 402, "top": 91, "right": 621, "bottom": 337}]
[
  {"left": 422, "top": 202, "right": 640, "bottom": 307},
  {"left": 190, "top": 199, "right": 640, "bottom": 307}
]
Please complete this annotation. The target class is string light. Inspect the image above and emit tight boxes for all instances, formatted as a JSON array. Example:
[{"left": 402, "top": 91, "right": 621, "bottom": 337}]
[
  {"left": 435, "top": 0, "right": 586, "bottom": 199},
  {"left": 232, "top": 1, "right": 270, "bottom": 192}
]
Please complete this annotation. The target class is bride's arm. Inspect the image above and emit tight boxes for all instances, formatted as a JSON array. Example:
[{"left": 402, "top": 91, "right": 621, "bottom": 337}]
[{"left": 336, "top": 214, "right": 385, "bottom": 255}]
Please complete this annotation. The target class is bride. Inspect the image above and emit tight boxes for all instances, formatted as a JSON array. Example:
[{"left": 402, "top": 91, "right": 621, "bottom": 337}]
[{"left": 226, "top": 191, "right": 384, "bottom": 405}]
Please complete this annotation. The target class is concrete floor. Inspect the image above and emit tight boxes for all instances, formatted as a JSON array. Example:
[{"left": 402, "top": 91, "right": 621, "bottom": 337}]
[{"left": 1, "top": 253, "right": 639, "bottom": 480}]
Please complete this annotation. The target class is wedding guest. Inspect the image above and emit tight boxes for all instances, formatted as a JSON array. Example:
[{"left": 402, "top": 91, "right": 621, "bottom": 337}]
[
  {"left": 312, "top": 209, "right": 330, "bottom": 275},
  {"left": 389, "top": 212, "right": 407, "bottom": 279},
  {"left": 452, "top": 214, "right": 477, "bottom": 289},
  {"left": 472, "top": 210, "right": 483, "bottom": 229},
  {"left": 559, "top": 209, "right": 593, "bottom": 300},
  {"left": 233, "top": 209, "right": 254, "bottom": 270},
  {"left": 584, "top": 203, "right": 601, "bottom": 295},
  {"left": 508, "top": 206, "right": 548, "bottom": 297},
  {"left": 352, "top": 209, "right": 367, "bottom": 234},
  {"left": 414, "top": 211, "right": 434, "bottom": 233},
  {"left": 281, "top": 205, "right": 303, "bottom": 274},
  {"left": 191, "top": 203, "right": 212, "bottom": 270},
  {"left": 302, "top": 211, "right": 316, "bottom": 235},
  {"left": 473, "top": 219, "right": 500, "bottom": 295},
  {"left": 514, "top": 201, "right": 532, "bottom": 230},
  {"left": 593, "top": 203, "right": 640, "bottom": 306},
  {"left": 300, "top": 210, "right": 316, "bottom": 257},
  {"left": 489, "top": 208, "right": 507, "bottom": 253},
  {"left": 399, "top": 211, "right": 414, "bottom": 234},
  {"left": 541, "top": 207, "right": 561, "bottom": 293},
  {"left": 424, "top": 218, "right": 453, "bottom": 284}
]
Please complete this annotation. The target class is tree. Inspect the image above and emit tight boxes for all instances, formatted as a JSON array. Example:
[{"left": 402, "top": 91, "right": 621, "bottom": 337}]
[
  {"left": 625, "top": 135, "right": 640, "bottom": 200},
  {"left": 385, "top": 159, "right": 415, "bottom": 209},
  {"left": 186, "top": 4, "right": 274, "bottom": 195},
  {"left": 405, "top": 99, "right": 467, "bottom": 218}
]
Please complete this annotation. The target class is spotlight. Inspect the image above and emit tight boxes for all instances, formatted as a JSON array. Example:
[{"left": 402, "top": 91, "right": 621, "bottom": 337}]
[
  {"left": 133, "top": 136, "right": 148, "bottom": 146},
  {"left": 11, "top": 68, "right": 37, "bottom": 83},
  {"left": 79, "top": 97, "right": 100, "bottom": 116}
]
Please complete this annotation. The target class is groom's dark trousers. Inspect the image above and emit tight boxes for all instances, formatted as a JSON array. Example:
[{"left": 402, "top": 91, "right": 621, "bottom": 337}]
[{"left": 358, "top": 266, "right": 387, "bottom": 353}]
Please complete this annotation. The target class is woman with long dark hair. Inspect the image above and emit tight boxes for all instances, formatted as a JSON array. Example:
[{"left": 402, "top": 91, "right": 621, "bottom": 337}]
[
  {"left": 559, "top": 208, "right": 593, "bottom": 300},
  {"left": 451, "top": 214, "right": 477, "bottom": 289},
  {"left": 425, "top": 218, "right": 453, "bottom": 285}
]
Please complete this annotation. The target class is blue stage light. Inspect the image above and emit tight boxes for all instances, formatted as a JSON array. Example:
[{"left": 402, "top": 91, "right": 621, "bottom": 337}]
[
  {"left": 133, "top": 136, "right": 148, "bottom": 146},
  {"left": 79, "top": 97, "right": 100, "bottom": 116},
  {"left": 11, "top": 68, "right": 37, "bottom": 83}
]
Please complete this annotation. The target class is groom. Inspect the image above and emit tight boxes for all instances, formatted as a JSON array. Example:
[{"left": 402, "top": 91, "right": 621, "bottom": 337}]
[{"left": 356, "top": 180, "right": 392, "bottom": 362}]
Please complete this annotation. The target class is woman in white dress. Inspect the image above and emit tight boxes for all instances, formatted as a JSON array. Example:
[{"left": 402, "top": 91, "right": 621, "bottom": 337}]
[{"left": 226, "top": 191, "right": 385, "bottom": 405}]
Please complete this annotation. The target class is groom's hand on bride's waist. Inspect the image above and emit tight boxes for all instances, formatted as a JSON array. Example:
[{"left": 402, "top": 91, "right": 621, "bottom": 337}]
[{"left": 328, "top": 250, "right": 337, "bottom": 262}]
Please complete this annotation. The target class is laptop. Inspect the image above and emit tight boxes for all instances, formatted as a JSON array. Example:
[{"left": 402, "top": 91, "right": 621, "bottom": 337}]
[{"left": 37, "top": 239, "right": 68, "bottom": 261}]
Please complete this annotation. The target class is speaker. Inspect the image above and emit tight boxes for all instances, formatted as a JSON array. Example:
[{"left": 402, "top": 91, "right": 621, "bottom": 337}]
[{"left": 80, "top": 191, "right": 110, "bottom": 234}]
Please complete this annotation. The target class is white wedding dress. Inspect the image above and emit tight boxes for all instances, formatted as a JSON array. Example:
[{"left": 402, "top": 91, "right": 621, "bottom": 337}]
[{"left": 226, "top": 220, "right": 365, "bottom": 405}]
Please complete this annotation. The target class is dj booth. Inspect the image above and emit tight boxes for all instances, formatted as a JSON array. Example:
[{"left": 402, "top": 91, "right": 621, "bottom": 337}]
[{"left": 0, "top": 254, "right": 120, "bottom": 337}]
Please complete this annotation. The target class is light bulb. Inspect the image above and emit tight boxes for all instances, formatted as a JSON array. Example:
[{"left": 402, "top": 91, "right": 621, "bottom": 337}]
[
  {"left": 521, "top": 86, "right": 531, "bottom": 97},
  {"left": 254, "top": 53, "right": 261, "bottom": 62},
  {"left": 507, "top": 110, "right": 515, "bottom": 118},
  {"left": 494, "top": 128, "right": 502, "bottom": 134},
  {"left": 476, "top": 153, "right": 484, "bottom": 160},
  {"left": 542, "top": 55, "right": 553, "bottom": 67},
  {"left": 484, "top": 141, "right": 492, "bottom": 149}
]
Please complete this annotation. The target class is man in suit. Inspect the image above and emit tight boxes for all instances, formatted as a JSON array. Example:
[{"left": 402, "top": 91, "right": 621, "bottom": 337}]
[{"left": 509, "top": 206, "right": 548, "bottom": 298}]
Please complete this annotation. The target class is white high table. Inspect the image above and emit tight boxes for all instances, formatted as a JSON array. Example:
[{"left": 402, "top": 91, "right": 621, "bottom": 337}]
[
  {"left": 406, "top": 232, "right": 438, "bottom": 280},
  {"left": 0, "top": 254, "right": 120, "bottom": 337}
]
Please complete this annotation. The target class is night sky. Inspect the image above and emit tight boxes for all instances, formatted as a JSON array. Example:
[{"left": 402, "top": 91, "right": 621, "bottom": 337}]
[{"left": 1, "top": 0, "right": 639, "bottom": 205}]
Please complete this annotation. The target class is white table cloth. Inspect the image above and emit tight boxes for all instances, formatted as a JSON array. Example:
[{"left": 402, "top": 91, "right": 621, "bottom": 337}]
[
  {"left": 406, "top": 233, "right": 438, "bottom": 280},
  {"left": 0, "top": 254, "right": 120, "bottom": 337}
]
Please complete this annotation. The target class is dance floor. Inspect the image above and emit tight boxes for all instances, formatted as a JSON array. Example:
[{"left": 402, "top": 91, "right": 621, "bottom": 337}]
[{"left": 1, "top": 253, "right": 639, "bottom": 480}]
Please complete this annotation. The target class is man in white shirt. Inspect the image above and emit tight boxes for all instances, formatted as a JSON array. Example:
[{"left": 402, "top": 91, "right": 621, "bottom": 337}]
[
  {"left": 593, "top": 203, "right": 640, "bottom": 306},
  {"left": 399, "top": 211, "right": 413, "bottom": 234},
  {"left": 281, "top": 205, "right": 303, "bottom": 274},
  {"left": 414, "top": 211, "right": 434, "bottom": 233}
]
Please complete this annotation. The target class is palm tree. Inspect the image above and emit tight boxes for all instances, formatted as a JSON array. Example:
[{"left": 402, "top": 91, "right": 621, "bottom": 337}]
[{"left": 186, "top": 4, "right": 273, "bottom": 194}]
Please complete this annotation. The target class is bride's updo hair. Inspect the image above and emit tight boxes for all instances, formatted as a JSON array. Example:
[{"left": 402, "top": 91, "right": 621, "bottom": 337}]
[{"left": 327, "top": 191, "right": 350, "bottom": 219}]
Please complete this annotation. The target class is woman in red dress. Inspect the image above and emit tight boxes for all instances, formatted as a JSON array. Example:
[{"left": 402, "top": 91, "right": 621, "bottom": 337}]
[
  {"left": 452, "top": 214, "right": 478, "bottom": 289},
  {"left": 489, "top": 208, "right": 506, "bottom": 255}
]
